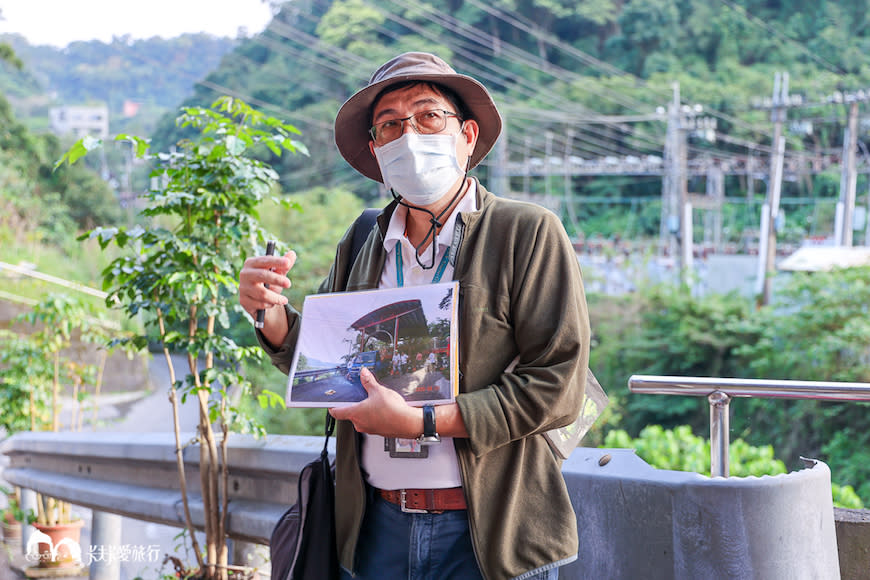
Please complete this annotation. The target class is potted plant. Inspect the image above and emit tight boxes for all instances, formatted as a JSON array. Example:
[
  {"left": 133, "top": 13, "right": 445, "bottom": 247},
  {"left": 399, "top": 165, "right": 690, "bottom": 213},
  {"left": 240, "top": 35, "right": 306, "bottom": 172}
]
[
  {"left": 63, "top": 96, "right": 305, "bottom": 579},
  {"left": 0, "top": 330, "right": 53, "bottom": 434},
  {"left": 8, "top": 294, "right": 118, "bottom": 568},
  {"left": 1, "top": 486, "right": 28, "bottom": 544}
]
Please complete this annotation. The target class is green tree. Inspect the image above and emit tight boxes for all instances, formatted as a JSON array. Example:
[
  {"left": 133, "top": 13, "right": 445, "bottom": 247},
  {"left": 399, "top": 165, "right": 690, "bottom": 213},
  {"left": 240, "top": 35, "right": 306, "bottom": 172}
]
[
  {"left": 595, "top": 283, "right": 754, "bottom": 435},
  {"left": 70, "top": 96, "right": 306, "bottom": 579},
  {"left": 0, "top": 9, "right": 23, "bottom": 71},
  {"left": 7, "top": 293, "right": 124, "bottom": 525},
  {"left": 732, "top": 266, "right": 870, "bottom": 502},
  {"left": 239, "top": 186, "right": 368, "bottom": 437},
  {"left": 0, "top": 42, "right": 21, "bottom": 70},
  {"left": 256, "top": 187, "right": 367, "bottom": 305}
]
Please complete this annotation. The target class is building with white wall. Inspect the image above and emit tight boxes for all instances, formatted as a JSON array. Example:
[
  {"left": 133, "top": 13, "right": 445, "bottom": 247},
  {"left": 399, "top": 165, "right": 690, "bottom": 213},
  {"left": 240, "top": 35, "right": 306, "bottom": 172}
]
[{"left": 48, "top": 104, "right": 109, "bottom": 139}]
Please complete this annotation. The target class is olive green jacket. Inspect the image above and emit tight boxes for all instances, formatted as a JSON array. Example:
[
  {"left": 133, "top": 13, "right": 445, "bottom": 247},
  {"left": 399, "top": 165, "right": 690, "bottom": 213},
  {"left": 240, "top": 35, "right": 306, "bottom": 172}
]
[{"left": 260, "top": 181, "right": 590, "bottom": 580}]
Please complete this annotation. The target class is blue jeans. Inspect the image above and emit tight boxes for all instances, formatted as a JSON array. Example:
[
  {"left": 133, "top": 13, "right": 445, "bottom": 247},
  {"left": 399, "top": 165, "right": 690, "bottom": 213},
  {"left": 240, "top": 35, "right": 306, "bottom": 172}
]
[{"left": 340, "top": 492, "right": 559, "bottom": 580}]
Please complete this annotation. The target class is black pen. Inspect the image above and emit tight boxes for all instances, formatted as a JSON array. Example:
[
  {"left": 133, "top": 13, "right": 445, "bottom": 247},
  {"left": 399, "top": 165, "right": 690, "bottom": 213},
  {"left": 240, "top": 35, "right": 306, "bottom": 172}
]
[{"left": 255, "top": 240, "right": 277, "bottom": 329}]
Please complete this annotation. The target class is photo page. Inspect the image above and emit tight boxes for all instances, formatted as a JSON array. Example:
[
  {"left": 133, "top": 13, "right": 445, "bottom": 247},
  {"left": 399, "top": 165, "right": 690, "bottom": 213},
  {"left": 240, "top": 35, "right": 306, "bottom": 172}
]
[{"left": 286, "top": 281, "right": 459, "bottom": 408}]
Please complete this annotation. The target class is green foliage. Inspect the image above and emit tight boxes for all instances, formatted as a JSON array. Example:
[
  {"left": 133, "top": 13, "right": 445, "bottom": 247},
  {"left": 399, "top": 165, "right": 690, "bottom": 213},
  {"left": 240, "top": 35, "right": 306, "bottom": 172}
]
[
  {"left": 591, "top": 264, "right": 870, "bottom": 506},
  {"left": 0, "top": 33, "right": 237, "bottom": 133},
  {"left": 237, "top": 359, "right": 326, "bottom": 436},
  {"left": 256, "top": 187, "right": 368, "bottom": 305},
  {"left": 9, "top": 293, "right": 120, "bottom": 433},
  {"left": 0, "top": 42, "right": 22, "bottom": 70},
  {"left": 603, "top": 425, "right": 863, "bottom": 509},
  {"left": 0, "top": 487, "right": 34, "bottom": 525},
  {"left": 0, "top": 330, "right": 53, "bottom": 433},
  {"left": 0, "top": 91, "right": 122, "bottom": 250},
  {"left": 823, "top": 428, "right": 870, "bottom": 503},
  {"left": 77, "top": 97, "right": 303, "bottom": 429},
  {"left": 594, "top": 283, "right": 754, "bottom": 434},
  {"left": 832, "top": 482, "right": 865, "bottom": 510},
  {"left": 737, "top": 266, "right": 870, "bottom": 383},
  {"left": 604, "top": 425, "right": 787, "bottom": 477},
  {"left": 728, "top": 266, "right": 870, "bottom": 502},
  {"left": 69, "top": 96, "right": 307, "bottom": 577}
]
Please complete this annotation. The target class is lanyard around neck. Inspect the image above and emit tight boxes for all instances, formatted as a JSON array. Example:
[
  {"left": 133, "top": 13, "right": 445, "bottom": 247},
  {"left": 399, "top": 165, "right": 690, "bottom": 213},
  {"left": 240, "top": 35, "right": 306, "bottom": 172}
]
[{"left": 396, "top": 242, "right": 450, "bottom": 287}]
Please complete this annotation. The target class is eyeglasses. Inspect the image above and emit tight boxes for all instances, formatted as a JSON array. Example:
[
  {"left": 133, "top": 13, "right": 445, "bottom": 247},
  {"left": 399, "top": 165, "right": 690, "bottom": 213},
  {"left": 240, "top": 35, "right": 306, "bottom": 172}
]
[{"left": 370, "top": 109, "right": 461, "bottom": 146}]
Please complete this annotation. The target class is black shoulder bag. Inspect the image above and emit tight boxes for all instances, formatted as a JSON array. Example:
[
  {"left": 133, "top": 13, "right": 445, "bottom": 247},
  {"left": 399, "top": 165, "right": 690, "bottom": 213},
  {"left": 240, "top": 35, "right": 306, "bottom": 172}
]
[
  {"left": 270, "top": 414, "right": 338, "bottom": 580},
  {"left": 269, "top": 208, "right": 379, "bottom": 580}
]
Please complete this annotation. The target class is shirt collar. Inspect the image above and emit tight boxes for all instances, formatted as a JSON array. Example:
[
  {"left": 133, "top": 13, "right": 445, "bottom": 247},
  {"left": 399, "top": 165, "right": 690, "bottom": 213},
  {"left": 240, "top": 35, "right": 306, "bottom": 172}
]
[{"left": 383, "top": 180, "right": 478, "bottom": 252}]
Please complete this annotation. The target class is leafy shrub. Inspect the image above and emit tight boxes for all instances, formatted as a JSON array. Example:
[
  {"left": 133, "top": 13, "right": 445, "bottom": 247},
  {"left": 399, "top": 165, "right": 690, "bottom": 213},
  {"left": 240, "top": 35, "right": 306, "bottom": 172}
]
[{"left": 603, "top": 425, "right": 863, "bottom": 509}]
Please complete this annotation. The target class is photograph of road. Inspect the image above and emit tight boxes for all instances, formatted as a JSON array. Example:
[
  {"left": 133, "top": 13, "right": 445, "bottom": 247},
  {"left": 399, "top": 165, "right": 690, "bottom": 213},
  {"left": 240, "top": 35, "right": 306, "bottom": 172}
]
[{"left": 286, "top": 282, "right": 459, "bottom": 407}]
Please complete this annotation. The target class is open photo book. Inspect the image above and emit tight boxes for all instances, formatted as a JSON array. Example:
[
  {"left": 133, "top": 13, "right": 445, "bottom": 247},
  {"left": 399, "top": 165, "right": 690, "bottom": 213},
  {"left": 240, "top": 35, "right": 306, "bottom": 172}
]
[{"left": 286, "top": 281, "right": 460, "bottom": 407}]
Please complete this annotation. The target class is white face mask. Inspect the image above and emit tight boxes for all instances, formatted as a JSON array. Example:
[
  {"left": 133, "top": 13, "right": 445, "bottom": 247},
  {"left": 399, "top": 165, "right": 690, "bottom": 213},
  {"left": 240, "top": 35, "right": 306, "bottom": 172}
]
[{"left": 374, "top": 132, "right": 465, "bottom": 206}]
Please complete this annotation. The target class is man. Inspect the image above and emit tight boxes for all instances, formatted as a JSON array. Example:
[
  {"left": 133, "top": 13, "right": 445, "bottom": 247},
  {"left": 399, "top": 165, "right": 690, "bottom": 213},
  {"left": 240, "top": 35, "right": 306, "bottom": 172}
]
[
  {"left": 426, "top": 351, "right": 437, "bottom": 373},
  {"left": 238, "top": 52, "right": 590, "bottom": 580}
]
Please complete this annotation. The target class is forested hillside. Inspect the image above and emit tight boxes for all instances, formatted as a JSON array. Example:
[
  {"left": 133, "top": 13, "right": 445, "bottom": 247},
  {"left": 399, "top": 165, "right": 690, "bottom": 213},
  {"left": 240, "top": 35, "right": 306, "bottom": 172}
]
[
  {"left": 0, "top": 32, "right": 237, "bottom": 135},
  {"left": 151, "top": 0, "right": 870, "bottom": 212}
]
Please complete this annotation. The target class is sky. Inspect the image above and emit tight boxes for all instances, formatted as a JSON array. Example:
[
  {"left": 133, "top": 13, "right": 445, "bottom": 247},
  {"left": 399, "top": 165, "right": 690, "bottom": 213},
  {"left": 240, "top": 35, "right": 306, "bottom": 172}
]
[{"left": 0, "top": 0, "right": 275, "bottom": 47}]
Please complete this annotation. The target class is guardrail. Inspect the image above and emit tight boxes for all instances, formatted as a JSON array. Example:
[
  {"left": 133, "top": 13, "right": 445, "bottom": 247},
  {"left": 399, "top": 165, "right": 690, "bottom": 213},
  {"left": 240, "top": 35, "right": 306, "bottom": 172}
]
[
  {"left": 1, "top": 431, "right": 331, "bottom": 578},
  {"left": 628, "top": 374, "right": 870, "bottom": 477},
  {"left": 2, "top": 428, "right": 845, "bottom": 579}
]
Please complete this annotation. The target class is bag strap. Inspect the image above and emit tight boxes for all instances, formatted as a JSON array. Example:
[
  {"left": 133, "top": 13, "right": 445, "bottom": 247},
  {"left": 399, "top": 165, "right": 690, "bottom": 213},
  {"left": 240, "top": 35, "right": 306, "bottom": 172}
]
[
  {"left": 321, "top": 412, "right": 335, "bottom": 458},
  {"left": 328, "top": 208, "right": 378, "bottom": 455},
  {"left": 345, "top": 208, "right": 381, "bottom": 283}
]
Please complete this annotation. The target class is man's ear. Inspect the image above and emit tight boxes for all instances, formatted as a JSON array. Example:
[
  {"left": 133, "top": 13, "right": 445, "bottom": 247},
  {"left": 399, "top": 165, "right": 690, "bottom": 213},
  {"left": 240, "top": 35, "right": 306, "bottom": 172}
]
[
  {"left": 462, "top": 119, "right": 480, "bottom": 149},
  {"left": 461, "top": 119, "right": 479, "bottom": 163}
]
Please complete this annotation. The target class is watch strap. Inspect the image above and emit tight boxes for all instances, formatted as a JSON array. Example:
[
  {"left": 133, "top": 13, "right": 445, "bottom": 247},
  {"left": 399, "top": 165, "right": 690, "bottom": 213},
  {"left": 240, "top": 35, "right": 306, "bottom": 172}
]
[{"left": 417, "top": 404, "right": 440, "bottom": 443}]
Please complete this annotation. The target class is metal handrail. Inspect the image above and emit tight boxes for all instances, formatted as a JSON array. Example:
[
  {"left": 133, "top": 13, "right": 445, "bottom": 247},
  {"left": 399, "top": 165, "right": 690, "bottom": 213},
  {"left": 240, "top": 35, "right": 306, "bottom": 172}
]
[{"left": 628, "top": 374, "right": 870, "bottom": 477}]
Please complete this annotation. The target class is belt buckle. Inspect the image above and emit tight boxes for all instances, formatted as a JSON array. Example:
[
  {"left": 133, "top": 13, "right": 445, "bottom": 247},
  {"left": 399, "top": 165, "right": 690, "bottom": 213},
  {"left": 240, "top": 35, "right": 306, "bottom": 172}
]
[{"left": 400, "top": 489, "right": 428, "bottom": 514}]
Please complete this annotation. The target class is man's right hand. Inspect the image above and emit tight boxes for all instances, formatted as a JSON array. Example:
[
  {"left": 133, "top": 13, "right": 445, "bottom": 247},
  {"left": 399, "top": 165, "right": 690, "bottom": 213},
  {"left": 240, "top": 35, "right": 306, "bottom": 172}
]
[{"left": 238, "top": 250, "right": 297, "bottom": 347}]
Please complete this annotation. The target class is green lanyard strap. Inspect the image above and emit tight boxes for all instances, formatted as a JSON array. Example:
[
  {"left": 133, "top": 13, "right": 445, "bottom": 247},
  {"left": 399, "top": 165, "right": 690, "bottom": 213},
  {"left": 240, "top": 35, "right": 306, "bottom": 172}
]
[{"left": 396, "top": 244, "right": 450, "bottom": 287}]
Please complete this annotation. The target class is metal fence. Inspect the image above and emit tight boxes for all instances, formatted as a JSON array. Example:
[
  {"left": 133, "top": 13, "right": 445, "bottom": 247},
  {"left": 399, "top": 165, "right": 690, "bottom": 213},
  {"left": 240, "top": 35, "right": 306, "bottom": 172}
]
[{"left": 629, "top": 374, "right": 870, "bottom": 477}]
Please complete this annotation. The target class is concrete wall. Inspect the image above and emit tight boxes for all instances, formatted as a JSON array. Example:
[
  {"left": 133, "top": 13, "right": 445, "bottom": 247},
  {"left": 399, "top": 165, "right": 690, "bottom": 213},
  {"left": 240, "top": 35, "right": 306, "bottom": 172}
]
[
  {"left": 835, "top": 507, "right": 870, "bottom": 580},
  {"left": 561, "top": 448, "right": 839, "bottom": 580}
]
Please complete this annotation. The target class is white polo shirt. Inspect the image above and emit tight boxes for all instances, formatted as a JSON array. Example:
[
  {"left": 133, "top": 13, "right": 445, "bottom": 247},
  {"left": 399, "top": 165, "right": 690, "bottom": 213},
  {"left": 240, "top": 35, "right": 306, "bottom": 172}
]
[{"left": 360, "top": 182, "right": 477, "bottom": 490}]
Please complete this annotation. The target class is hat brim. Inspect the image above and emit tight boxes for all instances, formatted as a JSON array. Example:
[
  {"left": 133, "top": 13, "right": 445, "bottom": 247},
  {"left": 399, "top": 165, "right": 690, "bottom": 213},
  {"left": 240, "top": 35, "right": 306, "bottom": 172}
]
[{"left": 335, "top": 73, "right": 502, "bottom": 183}]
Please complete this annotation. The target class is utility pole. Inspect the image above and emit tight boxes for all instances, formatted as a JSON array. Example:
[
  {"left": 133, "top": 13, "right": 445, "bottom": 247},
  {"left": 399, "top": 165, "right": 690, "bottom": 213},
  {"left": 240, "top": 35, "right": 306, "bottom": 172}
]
[
  {"left": 545, "top": 130, "right": 554, "bottom": 198},
  {"left": 865, "top": 177, "right": 870, "bottom": 246},
  {"left": 492, "top": 124, "right": 509, "bottom": 197},
  {"left": 658, "top": 83, "right": 695, "bottom": 282},
  {"left": 522, "top": 136, "right": 531, "bottom": 194},
  {"left": 836, "top": 100, "right": 859, "bottom": 246},
  {"left": 705, "top": 163, "right": 724, "bottom": 251},
  {"left": 678, "top": 107, "right": 692, "bottom": 281},
  {"left": 563, "top": 129, "right": 580, "bottom": 232},
  {"left": 661, "top": 84, "right": 682, "bottom": 263},
  {"left": 757, "top": 72, "right": 788, "bottom": 307}
]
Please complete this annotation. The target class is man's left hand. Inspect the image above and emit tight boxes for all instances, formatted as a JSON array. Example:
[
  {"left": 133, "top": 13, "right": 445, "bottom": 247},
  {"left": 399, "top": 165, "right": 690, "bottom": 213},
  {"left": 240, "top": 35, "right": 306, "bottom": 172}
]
[{"left": 329, "top": 367, "right": 422, "bottom": 438}]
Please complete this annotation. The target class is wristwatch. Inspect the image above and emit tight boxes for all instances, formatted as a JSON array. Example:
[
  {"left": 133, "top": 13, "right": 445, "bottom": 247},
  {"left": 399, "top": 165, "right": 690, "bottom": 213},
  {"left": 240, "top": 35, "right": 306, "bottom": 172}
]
[{"left": 417, "top": 404, "right": 441, "bottom": 444}]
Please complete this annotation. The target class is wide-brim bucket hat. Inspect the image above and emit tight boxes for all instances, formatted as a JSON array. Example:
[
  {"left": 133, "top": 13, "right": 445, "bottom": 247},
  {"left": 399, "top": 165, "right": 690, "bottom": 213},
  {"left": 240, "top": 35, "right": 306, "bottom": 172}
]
[{"left": 335, "top": 52, "right": 503, "bottom": 183}]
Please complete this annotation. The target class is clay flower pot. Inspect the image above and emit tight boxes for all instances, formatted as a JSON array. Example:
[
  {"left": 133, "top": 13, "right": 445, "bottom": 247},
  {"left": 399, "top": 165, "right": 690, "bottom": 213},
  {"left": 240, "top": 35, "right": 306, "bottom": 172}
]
[
  {"left": 28, "top": 519, "right": 85, "bottom": 568},
  {"left": 1, "top": 511, "right": 22, "bottom": 544}
]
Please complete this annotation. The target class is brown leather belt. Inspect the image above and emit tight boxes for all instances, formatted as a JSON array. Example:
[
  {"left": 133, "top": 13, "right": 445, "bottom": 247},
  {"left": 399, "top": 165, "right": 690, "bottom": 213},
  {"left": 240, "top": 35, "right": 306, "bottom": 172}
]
[{"left": 378, "top": 487, "right": 467, "bottom": 513}]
